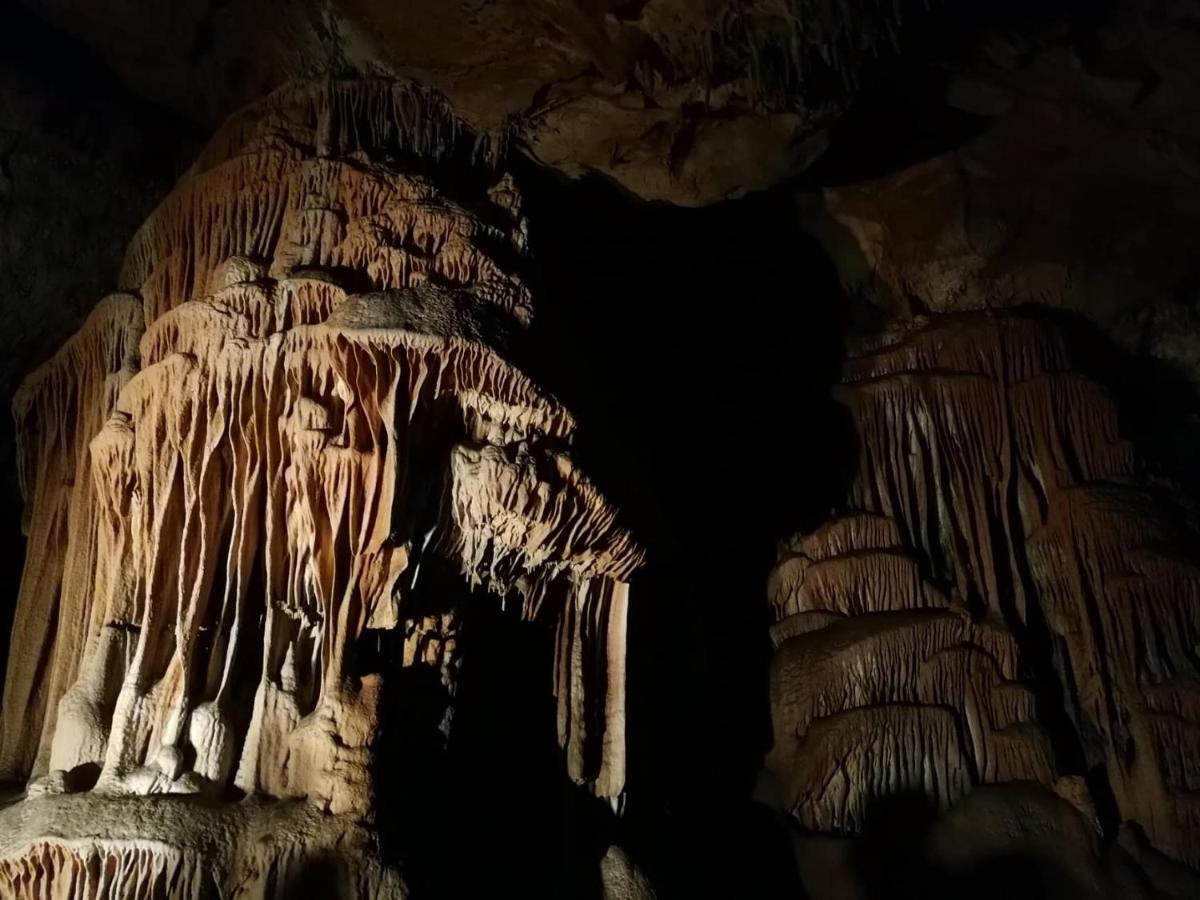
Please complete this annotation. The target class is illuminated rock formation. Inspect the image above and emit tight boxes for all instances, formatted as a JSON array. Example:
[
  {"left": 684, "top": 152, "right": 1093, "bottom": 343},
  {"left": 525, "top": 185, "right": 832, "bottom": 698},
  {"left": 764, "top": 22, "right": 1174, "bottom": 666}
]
[
  {"left": 0, "top": 78, "right": 641, "bottom": 896},
  {"left": 0, "top": 295, "right": 144, "bottom": 782},
  {"left": 768, "top": 313, "right": 1200, "bottom": 870}
]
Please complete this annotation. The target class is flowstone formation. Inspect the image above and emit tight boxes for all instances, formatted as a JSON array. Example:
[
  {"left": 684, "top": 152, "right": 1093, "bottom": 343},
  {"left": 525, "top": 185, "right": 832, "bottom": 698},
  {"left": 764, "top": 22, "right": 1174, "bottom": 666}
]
[
  {"left": 0, "top": 78, "right": 641, "bottom": 897},
  {"left": 767, "top": 313, "right": 1200, "bottom": 890}
]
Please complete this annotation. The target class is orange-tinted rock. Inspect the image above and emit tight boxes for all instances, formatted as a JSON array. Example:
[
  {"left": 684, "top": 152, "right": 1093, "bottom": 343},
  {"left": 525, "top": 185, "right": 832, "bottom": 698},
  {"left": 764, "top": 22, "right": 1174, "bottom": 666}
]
[
  {"left": 0, "top": 79, "right": 641, "bottom": 896},
  {"left": 768, "top": 313, "right": 1200, "bottom": 868}
]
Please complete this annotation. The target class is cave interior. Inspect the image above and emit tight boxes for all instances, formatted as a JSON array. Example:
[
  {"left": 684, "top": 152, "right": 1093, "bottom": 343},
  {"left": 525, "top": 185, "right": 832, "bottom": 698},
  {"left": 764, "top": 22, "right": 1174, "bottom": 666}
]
[{"left": 1, "top": 1, "right": 1200, "bottom": 899}]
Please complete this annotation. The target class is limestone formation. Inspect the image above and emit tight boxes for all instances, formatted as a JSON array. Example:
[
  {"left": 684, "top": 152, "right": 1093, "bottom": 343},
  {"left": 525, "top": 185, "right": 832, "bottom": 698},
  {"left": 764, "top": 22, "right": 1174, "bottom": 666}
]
[
  {"left": 0, "top": 78, "right": 641, "bottom": 896},
  {"left": 768, "top": 313, "right": 1200, "bottom": 871}
]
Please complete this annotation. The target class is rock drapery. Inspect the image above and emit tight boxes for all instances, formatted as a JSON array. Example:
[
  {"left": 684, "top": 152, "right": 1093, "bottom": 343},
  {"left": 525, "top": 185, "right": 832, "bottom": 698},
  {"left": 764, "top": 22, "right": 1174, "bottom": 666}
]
[
  {"left": 767, "top": 313, "right": 1200, "bottom": 877},
  {"left": 0, "top": 78, "right": 641, "bottom": 896}
]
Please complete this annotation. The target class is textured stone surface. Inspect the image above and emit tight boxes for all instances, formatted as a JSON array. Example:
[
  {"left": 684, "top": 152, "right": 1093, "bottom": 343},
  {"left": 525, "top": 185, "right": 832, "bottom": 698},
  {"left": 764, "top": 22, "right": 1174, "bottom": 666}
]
[
  {"left": 804, "top": 2, "right": 1200, "bottom": 389},
  {"left": 767, "top": 313, "right": 1200, "bottom": 887},
  {"left": 0, "top": 79, "right": 641, "bottom": 895}
]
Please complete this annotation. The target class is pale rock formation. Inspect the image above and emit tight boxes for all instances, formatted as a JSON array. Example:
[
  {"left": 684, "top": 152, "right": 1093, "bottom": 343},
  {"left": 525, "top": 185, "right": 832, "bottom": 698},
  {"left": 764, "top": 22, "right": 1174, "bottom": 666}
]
[
  {"left": 0, "top": 78, "right": 641, "bottom": 896},
  {"left": 768, "top": 515, "right": 1054, "bottom": 832},
  {"left": 768, "top": 313, "right": 1200, "bottom": 869}
]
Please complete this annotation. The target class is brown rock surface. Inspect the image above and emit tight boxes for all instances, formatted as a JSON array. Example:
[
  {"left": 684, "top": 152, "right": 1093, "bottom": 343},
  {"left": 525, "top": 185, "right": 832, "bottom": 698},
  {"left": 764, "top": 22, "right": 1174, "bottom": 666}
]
[
  {"left": 767, "top": 312, "right": 1200, "bottom": 878},
  {"left": 0, "top": 78, "right": 641, "bottom": 895}
]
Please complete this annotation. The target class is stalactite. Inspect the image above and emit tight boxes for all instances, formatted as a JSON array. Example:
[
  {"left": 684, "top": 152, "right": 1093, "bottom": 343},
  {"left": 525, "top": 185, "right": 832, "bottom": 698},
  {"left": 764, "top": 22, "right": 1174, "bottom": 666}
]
[
  {"left": 0, "top": 78, "right": 641, "bottom": 897},
  {"left": 0, "top": 295, "right": 144, "bottom": 780},
  {"left": 768, "top": 313, "right": 1200, "bottom": 868}
]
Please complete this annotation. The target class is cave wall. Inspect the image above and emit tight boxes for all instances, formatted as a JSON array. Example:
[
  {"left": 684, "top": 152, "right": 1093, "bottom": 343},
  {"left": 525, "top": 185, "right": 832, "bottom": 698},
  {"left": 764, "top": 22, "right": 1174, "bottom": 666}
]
[
  {"left": 802, "top": 0, "right": 1200, "bottom": 485},
  {"left": 0, "top": 6, "right": 197, "bottom": 687},
  {"left": 766, "top": 3, "right": 1200, "bottom": 894},
  {"left": 767, "top": 313, "right": 1200, "bottom": 896}
]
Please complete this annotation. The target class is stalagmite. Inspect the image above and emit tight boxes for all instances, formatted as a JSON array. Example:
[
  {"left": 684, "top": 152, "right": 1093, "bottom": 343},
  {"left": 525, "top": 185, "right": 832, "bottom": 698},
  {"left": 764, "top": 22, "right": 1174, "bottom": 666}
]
[
  {"left": 768, "top": 313, "right": 1200, "bottom": 868},
  {"left": 0, "top": 78, "right": 641, "bottom": 897}
]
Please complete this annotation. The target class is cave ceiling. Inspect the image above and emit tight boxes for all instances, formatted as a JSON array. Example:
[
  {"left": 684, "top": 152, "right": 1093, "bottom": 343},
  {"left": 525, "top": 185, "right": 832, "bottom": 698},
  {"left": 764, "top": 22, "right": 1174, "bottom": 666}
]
[{"left": 15, "top": 0, "right": 935, "bottom": 204}]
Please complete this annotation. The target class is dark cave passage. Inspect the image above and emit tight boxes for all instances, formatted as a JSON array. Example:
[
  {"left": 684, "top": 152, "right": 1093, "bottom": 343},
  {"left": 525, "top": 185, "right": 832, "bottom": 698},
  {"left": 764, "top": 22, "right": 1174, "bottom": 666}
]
[
  {"left": 361, "top": 167, "right": 855, "bottom": 899},
  {"left": 315, "top": 164, "right": 857, "bottom": 900},
  {"left": 512, "top": 166, "right": 856, "bottom": 898}
]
